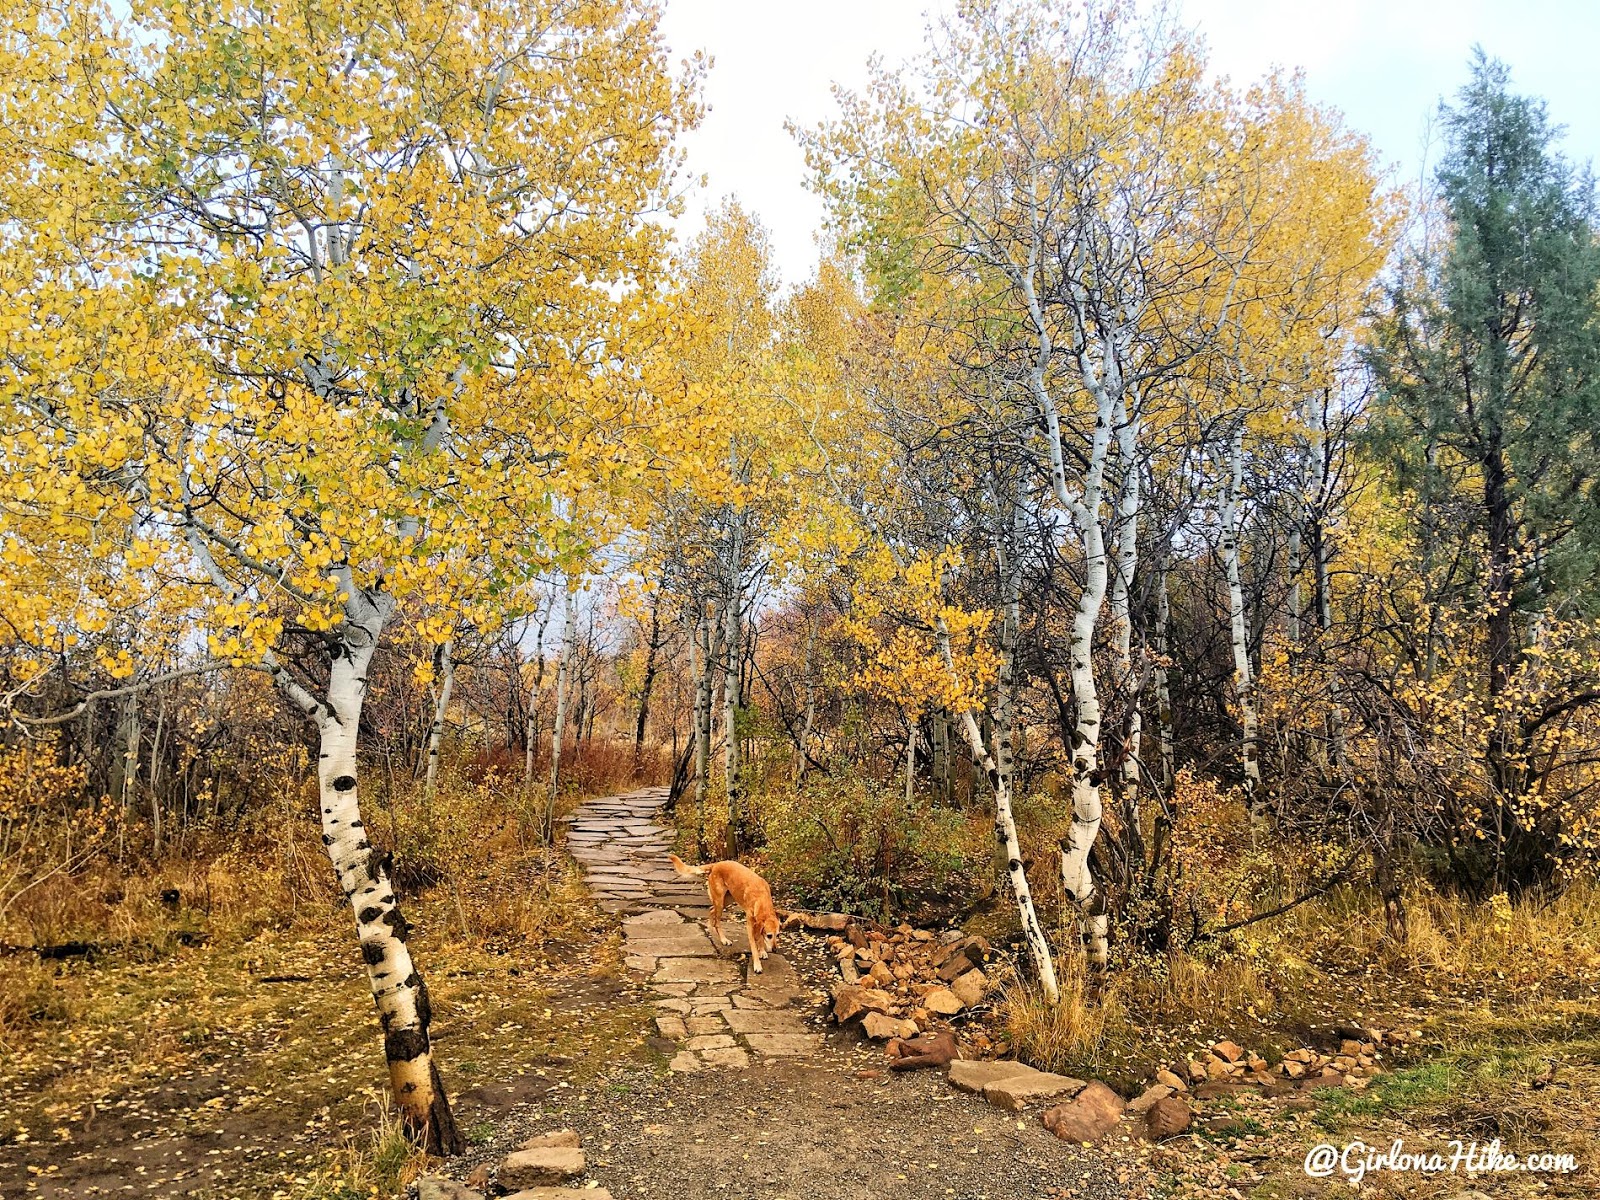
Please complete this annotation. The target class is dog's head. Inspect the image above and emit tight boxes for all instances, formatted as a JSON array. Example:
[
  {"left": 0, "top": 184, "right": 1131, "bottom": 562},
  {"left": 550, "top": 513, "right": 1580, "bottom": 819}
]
[{"left": 759, "top": 914, "right": 781, "bottom": 954}]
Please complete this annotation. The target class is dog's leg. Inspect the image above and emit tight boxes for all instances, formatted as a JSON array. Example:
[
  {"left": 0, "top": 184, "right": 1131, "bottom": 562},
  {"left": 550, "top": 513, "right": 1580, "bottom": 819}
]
[
  {"left": 709, "top": 877, "right": 730, "bottom": 947},
  {"left": 746, "top": 911, "right": 763, "bottom": 973}
]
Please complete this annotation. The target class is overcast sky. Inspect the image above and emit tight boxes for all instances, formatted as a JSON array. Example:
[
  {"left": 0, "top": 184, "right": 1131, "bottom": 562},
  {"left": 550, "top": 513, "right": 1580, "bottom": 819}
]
[{"left": 655, "top": 0, "right": 1600, "bottom": 287}]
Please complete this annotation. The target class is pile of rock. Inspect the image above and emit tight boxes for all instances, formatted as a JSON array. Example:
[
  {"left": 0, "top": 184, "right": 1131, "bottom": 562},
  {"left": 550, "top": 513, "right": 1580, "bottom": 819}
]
[
  {"left": 946, "top": 1060, "right": 1185, "bottom": 1144},
  {"left": 1159, "top": 1027, "right": 1411, "bottom": 1097},
  {"left": 824, "top": 924, "right": 998, "bottom": 1039},
  {"left": 416, "top": 1129, "right": 608, "bottom": 1200}
]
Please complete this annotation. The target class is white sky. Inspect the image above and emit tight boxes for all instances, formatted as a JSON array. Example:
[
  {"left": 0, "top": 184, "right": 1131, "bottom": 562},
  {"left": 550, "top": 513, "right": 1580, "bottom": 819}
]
[{"left": 656, "top": 0, "right": 1600, "bottom": 288}]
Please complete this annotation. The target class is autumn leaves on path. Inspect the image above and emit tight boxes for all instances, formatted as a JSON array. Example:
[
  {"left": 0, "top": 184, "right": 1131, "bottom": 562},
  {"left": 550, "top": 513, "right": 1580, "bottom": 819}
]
[{"left": 564, "top": 788, "right": 824, "bottom": 1073}]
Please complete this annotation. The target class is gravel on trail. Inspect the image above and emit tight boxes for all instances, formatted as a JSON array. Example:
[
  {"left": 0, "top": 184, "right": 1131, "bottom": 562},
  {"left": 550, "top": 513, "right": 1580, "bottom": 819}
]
[{"left": 446, "top": 1049, "right": 1139, "bottom": 1200}]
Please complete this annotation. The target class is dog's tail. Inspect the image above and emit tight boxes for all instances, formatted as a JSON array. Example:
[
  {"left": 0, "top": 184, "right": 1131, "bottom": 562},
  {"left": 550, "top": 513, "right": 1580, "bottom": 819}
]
[{"left": 669, "top": 854, "right": 706, "bottom": 879}]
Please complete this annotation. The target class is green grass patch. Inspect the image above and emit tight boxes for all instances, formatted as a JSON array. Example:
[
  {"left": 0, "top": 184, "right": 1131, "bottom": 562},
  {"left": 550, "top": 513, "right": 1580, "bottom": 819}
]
[{"left": 1314, "top": 1058, "right": 1464, "bottom": 1129}]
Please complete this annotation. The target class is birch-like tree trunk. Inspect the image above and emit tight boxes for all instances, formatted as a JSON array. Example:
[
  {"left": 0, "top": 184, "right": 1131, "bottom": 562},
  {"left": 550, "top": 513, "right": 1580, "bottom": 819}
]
[
  {"left": 903, "top": 713, "right": 917, "bottom": 810},
  {"left": 422, "top": 639, "right": 453, "bottom": 808},
  {"left": 305, "top": 588, "right": 461, "bottom": 1153},
  {"left": 546, "top": 587, "right": 577, "bottom": 835},
  {"left": 796, "top": 614, "right": 817, "bottom": 778},
  {"left": 1221, "top": 428, "right": 1264, "bottom": 826},
  {"left": 149, "top": 696, "right": 166, "bottom": 854},
  {"left": 721, "top": 515, "right": 745, "bottom": 848},
  {"left": 1107, "top": 400, "right": 1144, "bottom": 873},
  {"left": 1017, "top": 265, "right": 1115, "bottom": 970},
  {"left": 938, "top": 618, "right": 1060, "bottom": 1002},
  {"left": 523, "top": 611, "right": 548, "bottom": 786},
  {"left": 634, "top": 590, "right": 662, "bottom": 762},
  {"left": 115, "top": 693, "right": 140, "bottom": 858},
  {"left": 1153, "top": 557, "right": 1176, "bottom": 794},
  {"left": 692, "top": 603, "right": 714, "bottom": 853}
]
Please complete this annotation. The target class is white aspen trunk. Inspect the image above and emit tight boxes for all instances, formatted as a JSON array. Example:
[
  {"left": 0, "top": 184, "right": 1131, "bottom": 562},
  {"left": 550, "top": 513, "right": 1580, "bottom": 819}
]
[
  {"left": 1108, "top": 401, "right": 1143, "bottom": 869},
  {"left": 149, "top": 696, "right": 166, "bottom": 854},
  {"left": 904, "top": 714, "right": 917, "bottom": 810},
  {"left": 721, "top": 517, "right": 745, "bottom": 846},
  {"left": 1222, "top": 428, "right": 1264, "bottom": 826},
  {"left": 796, "top": 615, "right": 817, "bottom": 777},
  {"left": 1018, "top": 259, "right": 1114, "bottom": 970},
  {"left": 693, "top": 604, "right": 714, "bottom": 850},
  {"left": 120, "top": 693, "right": 140, "bottom": 831},
  {"left": 422, "top": 639, "right": 453, "bottom": 808},
  {"left": 316, "top": 591, "right": 460, "bottom": 1153},
  {"left": 1060, "top": 508, "right": 1111, "bottom": 969},
  {"left": 180, "top": 404, "right": 464, "bottom": 1151},
  {"left": 938, "top": 618, "right": 1059, "bottom": 1003},
  {"left": 1154, "top": 558, "right": 1176, "bottom": 793},
  {"left": 993, "top": 513, "right": 1023, "bottom": 893},
  {"left": 546, "top": 588, "right": 576, "bottom": 834},
  {"left": 522, "top": 612, "right": 548, "bottom": 786}
]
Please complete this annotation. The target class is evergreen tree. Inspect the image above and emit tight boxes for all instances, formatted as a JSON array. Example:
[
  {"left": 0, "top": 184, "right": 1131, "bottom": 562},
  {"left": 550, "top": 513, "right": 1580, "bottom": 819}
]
[{"left": 1370, "top": 50, "right": 1600, "bottom": 889}]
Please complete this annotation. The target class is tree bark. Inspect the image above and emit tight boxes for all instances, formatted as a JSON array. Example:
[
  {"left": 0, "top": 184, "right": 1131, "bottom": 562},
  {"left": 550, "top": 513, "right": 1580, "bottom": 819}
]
[
  {"left": 114, "top": 693, "right": 140, "bottom": 859},
  {"left": 903, "top": 712, "right": 916, "bottom": 811},
  {"left": 523, "top": 607, "right": 549, "bottom": 786},
  {"left": 1154, "top": 557, "right": 1176, "bottom": 794},
  {"left": 546, "top": 587, "right": 577, "bottom": 836},
  {"left": 692, "top": 603, "right": 714, "bottom": 855},
  {"left": 311, "top": 590, "right": 462, "bottom": 1154},
  {"left": 1017, "top": 257, "right": 1113, "bottom": 970},
  {"left": 938, "top": 617, "right": 1059, "bottom": 1003},
  {"left": 722, "top": 515, "right": 745, "bottom": 850},
  {"left": 1309, "top": 395, "right": 1347, "bottom": 768},
  {"left": 796, "top": 614, "right": 818, "bottom": 780},
  {"left": 149, "top": 695, "right": 166, "bottom": 855},
  {"left": 422, "top": 639, "right": 453, "bottom": 809},
  {"left": 1222, "top": 428, "right": 1263, "bottom": 827},
  {"left": 634, "top": 591, "right": 662, "bottom": 762},
  {"left": 1108, "top": 401, "right": 1144, "bottom": 876}
]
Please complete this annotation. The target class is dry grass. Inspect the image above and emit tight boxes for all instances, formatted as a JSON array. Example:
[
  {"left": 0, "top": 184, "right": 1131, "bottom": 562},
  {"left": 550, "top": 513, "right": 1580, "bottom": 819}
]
[
  {"left": 1005, "top": 877, "right": 1600, "bottom": 1091},
  {"left": 0, "top": 762, "right": 659, "bottom": 1199}
]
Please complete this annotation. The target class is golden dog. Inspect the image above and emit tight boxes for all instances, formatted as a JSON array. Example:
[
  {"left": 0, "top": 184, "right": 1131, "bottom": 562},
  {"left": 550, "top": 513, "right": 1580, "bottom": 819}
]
[{"left": 669, "top": 854, "right": 781, "bottom": 973}]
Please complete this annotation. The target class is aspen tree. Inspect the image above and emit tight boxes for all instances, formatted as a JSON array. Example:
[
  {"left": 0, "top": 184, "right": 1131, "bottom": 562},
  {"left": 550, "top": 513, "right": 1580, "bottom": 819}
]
[{"left": 0, "top": 0, "right": 699, "bottom": 1149}]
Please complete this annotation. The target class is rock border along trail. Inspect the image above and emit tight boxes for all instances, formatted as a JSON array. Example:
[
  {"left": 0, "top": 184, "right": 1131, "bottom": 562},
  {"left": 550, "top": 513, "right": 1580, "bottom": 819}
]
[{"left": 563, "top": 787, "right": 823, "bottom": 1072}]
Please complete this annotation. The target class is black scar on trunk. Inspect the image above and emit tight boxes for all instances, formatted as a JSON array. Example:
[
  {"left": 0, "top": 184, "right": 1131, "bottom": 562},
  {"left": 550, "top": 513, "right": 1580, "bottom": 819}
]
[
  {"left": 385, "top": 1025, "right": 429, "bottom": 1063},
  {"left": 382, "top": 907, "right": 411, "bottom": 942},
  {"left": 366, "top": 846, "right": 393, "bottom": 883},
  {"left": 361, "top": 939, "right": 386, "bottom": 965},
  {"left": 332, "top": 775, "right": 357, "bottom": 792}
]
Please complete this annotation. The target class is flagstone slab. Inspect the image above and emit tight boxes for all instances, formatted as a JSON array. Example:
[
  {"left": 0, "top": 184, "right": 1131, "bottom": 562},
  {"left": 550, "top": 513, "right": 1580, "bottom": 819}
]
[
  {"left": 628, "top": 937, "right": 717, "bottom": 958},
  {"left": 743, "top": 1033, "right": 824, "bottom": 1056},
  {"left": 722, "top": 1008, "right": 812, "bottom": 1035},
  {"left": 652, "top": 958, "right": 742, "bottom": 985},
  {"left": 568, "top": 786, "right": 824, "bottom": 1075}
]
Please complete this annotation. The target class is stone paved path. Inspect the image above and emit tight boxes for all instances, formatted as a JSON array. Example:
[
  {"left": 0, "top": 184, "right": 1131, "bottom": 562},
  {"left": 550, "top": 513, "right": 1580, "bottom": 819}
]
[{"left": 564, "top": 787, "right": 825, "bottom": 1073}]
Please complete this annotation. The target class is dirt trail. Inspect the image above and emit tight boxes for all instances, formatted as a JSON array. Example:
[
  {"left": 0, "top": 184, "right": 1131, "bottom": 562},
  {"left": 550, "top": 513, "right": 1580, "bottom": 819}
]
[{"left": 502, "top": 787, "right": 1139, "bottom": 1200}]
